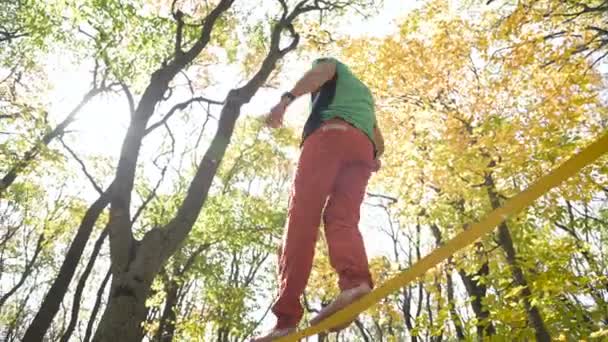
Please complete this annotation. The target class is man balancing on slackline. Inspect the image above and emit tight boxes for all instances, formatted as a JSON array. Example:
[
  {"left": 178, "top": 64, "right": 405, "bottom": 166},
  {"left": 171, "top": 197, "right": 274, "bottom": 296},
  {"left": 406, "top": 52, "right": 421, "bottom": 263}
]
[{"left": 251, "top": 57, "right": 385, "bottom": 342}]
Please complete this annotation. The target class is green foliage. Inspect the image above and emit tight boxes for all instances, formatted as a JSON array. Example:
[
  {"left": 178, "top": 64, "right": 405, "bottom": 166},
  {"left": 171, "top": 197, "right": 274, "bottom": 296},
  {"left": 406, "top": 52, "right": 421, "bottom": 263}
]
[
  {"left": 140, "top": 116, "right": 296, "bottom": 340},
  {"left": 2, "top": 0, "right": 606, "bottom": 340},
  {"left": 72, "top": 0, "right": 175, "bottom": 85},
  {"left": 301, "top": 0, "right": 608, "bottom": 339}
]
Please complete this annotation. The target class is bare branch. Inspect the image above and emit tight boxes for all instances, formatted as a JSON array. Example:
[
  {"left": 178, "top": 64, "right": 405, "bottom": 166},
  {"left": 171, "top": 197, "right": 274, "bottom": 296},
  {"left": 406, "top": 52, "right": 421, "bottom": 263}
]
[
  {"left": 173, "top": 9, "right": 186, "bottom": 56},
  {"left": 120, "top": 82, "right": 135, "bottom": 117},
  {"left": 366, "top": 192, "right": 398, "bottom": 206},
  {"left": 590, "top": 50, "right": 608, "bottom": 69},
  {"left": 237, "top": 16, "right": 300, "bottom": 97},
  {"left": 0, "top": 234, "right": 45, "bottom": 309},
  {"left": 180, "top": 70, "right": 196, "bottom": 95},
  {"left": 145, "top": 96, "right": 223, "bottom": 135},
  {"left": 0, "top": 30, "right": 28, "bottom": 44},
  {"left": 0, "top": 63, "right": 20, "bottom": 85},
  {"left": 0, "top": 88, "right": 103, "bottom": 196},
  {"left": 170, "top": 0, "right": 179, "bottom": 15},
  {"left": 131, "top": 152, "right": 170, "bottom": 224},
  {"left": 280, "top": 23, "right": 300, "bottom": 55},
  {"left": 191, "top": 106, "right": 215, "bottom": 157},
  {"left": 59, "top": 138, "right": 104, "bottom": 195},
  {"left": 277, "top": 0, "right": 289, "bottom": 20},
  {"left": 177, "top": 243, "right": 212, "bottom": 275},
  {"left": 587, "top": 25, "right": 608, "bottom": 36},
  {"left": 77, "top": 26, "right": 96, "bottom": 41},
  {"left": 176, "top": 0, "right": 236, "bottom": 70}
]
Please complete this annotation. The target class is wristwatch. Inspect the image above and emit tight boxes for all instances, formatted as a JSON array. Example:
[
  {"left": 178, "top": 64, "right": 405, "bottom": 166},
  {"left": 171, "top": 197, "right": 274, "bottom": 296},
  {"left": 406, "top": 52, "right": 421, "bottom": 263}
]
[{"left": 281, "top": 91, "right": 296, "bottom": 104}]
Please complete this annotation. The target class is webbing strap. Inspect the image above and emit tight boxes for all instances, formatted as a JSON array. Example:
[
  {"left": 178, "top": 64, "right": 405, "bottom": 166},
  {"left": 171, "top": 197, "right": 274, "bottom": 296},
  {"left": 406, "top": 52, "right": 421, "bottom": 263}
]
[{"left": 277, "top": 132, "right": 608, "bottom": 341}]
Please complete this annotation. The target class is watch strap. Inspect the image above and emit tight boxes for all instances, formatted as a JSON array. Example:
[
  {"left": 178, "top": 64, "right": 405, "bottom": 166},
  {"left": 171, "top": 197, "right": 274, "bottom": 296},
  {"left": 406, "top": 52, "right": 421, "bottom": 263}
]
[{"left": 281, "top": 91, "right": 296, "bottom": 103}]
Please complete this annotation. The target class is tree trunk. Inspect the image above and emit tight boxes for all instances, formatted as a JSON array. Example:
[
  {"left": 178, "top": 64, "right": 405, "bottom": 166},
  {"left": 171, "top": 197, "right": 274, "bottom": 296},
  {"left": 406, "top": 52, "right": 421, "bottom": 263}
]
[
  {"left": 83, "top": 267, "right": 111, "bottom": 342},
  {"left": 92, "top": 281, "right": 150, "bottom": 342},
  {"left": 457, "top": 265, "right": 495, "bottom": 337},
  {"left": 23, "top": 190, "right": 110, "bottom": 341},
  {"left": 60, "top": 228, "right": 109, "bottom": 342},
  {"left": 90, "top": 0, "right": 310, "bottom": 339},
  {"left": 154, "top": 280, "right": 179, "bottom": 341},
  {"left": 496, "top": 223, "right": 551, "bottom": 341},
  {"left": 485, "top": 173, "right": 551, "bottom": 341},
  {"left": 429, "top": 223, "right": 494, "bottom": 338},
  {"left": 353, "top": 319, "right": 371, "bottom": 342},
  {"left": 92, "top": 232, "right": 164, "bottom": 342},
  {"left": 445, "top": 267, "right": 465, "bottom": 340}
]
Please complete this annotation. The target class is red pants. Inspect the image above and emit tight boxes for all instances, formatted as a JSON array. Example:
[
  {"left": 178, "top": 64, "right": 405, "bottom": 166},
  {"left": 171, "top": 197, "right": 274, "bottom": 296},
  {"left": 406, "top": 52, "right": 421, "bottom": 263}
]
[{"left": 272, "top": 119, "right": 375, "bottom": 329}]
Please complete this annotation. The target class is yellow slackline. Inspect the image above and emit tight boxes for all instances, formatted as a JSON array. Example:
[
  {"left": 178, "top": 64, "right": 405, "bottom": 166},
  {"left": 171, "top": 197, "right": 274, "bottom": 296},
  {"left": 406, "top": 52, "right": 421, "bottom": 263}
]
[{"left": 277, "top": 132, "right": 608, "bottom": 342}]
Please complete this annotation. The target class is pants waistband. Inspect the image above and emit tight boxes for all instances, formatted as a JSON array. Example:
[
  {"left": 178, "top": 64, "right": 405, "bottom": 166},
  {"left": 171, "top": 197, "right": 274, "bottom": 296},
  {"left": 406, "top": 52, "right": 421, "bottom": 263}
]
[
  {"left": 320, "top": 118, "right": 353, "bottom": 132},
  {"left": 320, "top": 123, "right": 348, "bottom": 132}
]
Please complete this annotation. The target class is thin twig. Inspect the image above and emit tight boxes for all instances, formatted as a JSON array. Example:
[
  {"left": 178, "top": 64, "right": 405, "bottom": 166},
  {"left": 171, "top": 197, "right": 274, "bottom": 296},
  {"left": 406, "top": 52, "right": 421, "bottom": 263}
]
[
  {"left": 59, "top": 137, "right": 104, "bottom": 195},
  {"left": 120, "top": 82, "right": 135, "bottom": 117},
  {"left": 145, "top": 96, "right": 223, "bottom": 135},
  {"left": 366, "top": 192, "right": 398, "bottom": 204}
]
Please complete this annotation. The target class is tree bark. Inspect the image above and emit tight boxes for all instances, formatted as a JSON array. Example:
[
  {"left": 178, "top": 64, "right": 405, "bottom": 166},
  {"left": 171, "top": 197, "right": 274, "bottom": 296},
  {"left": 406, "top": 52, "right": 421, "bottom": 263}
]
[
  {"left": 59, "top": 228, "right": 109, "bottom": 342},
  {"left": 83, "top": 267, "right": 112, "bottom": 342},
  {"left": 154, "top": 281, "right": 178, "bottom": 342},
  {"left": 445, "top": 268, "right": 465, "bottom": 340},
  {"left": 429, "top": 223, "right": 494, "bottom": 338},
  {"left": 91, "top": 265, "right": 153, "bottom": 342},
  {"left": 485, "top": 173, "right": 551, "bottom": 341},
  {"left": 353, "top": 319, "right": 371, "bottom": 342},
  {"left": 23, "top": 188, "right": 111, "bottom": 341},
  {"left": 152, "top": 250, "right": 204, "bottom": 342},
  {"left": 91, "top": 0, "right": 308, "bottom": 340}
]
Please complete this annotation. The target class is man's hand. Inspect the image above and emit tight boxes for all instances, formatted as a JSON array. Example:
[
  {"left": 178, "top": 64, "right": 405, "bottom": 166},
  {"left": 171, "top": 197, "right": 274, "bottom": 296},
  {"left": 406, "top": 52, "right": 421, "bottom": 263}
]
[
  {"left": 371, "top": 159, "right": 382, "bottom": 172},
  {"left": 265, "top": 98, "right": 290, "bottom": 128}
]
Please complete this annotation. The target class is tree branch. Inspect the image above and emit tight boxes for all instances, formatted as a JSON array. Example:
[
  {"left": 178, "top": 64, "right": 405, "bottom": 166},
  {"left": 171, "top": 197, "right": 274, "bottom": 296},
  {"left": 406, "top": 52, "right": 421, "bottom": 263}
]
[
  {"left": 277, "top": 0, "right": 289, "bottom": 20},
  {"left": 59, "top": 228, "right": 109, "bottom": 342},
  {"left": 173, "top": 9, "right": 185, "bottom": 57},
  {"left": 59, "top": 138, "right": 104, "bottom": 195},
  {"left": 131, "top": 139, "right": 170, "bottom": 225},
  {"left": 366, "top": 192, "right": 398, "bottom": 204},
  {"left": 158, "top": 0, "right": 377, "bottom": 263},
  {"left": 22, "top": 186, "right": 112, "bottom": 341},
  {"left": 0, "top": 30, "right": 28, "bottom": 43},
  {"left": 0, "top": 234, "right": 44, "bottom": 309},
  {"left": 145, "top": 96, "right": 224, "bottom": 136},
  {"left": 83, "top": 267, "right": 112, "bottom": 342},
  {"left": 120, "top": 82, "right": 136, "bottom": 117},
  {"left": 175, "top": 0, "right": 236, "bottom": 71},
  {"left": 0, "top": 88, "right": 103, "bottom": 197}
]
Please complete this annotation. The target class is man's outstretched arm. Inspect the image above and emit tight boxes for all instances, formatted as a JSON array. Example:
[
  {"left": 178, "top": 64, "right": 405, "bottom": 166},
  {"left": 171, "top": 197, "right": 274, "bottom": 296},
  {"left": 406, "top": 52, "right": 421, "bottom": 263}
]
[
  {"left": 288, "top": 60, "right": 336, "bottom": 98},
  {"left": 266, "top": 60, "right": 336, "bottom": 127}
]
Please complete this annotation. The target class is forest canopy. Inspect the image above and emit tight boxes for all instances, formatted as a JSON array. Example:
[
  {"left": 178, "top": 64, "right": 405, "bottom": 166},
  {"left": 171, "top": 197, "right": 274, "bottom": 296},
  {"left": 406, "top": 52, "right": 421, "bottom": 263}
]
[{"left": 0, "top": 0, "right": 607, "bottom": 341}]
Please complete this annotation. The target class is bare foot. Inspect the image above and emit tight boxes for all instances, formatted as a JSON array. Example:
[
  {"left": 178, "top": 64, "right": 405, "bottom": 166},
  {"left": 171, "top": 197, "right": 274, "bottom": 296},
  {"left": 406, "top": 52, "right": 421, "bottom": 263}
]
[
  {"left": 310, "top": 283, "right": 371, "bottom": 332},
  {"left": 249, "top": 327, "right": 296, "bottom": 342}
]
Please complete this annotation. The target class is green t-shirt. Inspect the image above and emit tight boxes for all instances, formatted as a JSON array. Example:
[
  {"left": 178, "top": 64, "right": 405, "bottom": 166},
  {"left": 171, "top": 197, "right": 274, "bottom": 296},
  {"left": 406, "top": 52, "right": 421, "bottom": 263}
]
[{"left": 312, "top": 57, "right": 376, "bottom": 143}]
